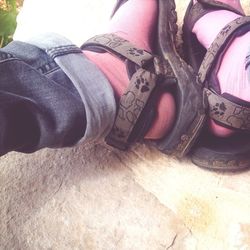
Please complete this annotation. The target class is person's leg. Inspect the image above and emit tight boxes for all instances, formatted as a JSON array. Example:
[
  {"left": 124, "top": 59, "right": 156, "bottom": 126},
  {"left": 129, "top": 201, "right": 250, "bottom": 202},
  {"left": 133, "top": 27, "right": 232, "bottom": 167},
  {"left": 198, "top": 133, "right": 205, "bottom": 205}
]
[
  {"left": 192, "top": 0, "right": 250, "bottom": 137},
  {"left": 0, "top": 1, "right": 177, "bottom": 156},
  {"left": 0, "top": 41, "right": 86, "bottom": 156},
  {"left": 83, "top": 0, "right": 176, "bottom": 139}
]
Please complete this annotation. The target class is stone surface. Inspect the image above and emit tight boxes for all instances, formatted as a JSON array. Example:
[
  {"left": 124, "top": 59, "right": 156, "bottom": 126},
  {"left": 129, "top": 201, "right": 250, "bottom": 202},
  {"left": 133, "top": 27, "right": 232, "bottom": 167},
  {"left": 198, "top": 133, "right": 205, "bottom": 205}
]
[
  {"left": 0, "top": 144, "right": 194, "bottom": 250},
  {"left": 1, "top": 0, "right": 250, "bottom": 249}
]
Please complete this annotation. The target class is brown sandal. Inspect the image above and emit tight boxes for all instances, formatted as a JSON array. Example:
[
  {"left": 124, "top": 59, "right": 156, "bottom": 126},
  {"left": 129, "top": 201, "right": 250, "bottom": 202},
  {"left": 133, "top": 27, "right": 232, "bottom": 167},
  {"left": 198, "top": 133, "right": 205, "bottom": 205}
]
[
  {"left": 183, "top": 0, "right": 250, "bottom": 171},
  {"left": 81, "top": 0, "right": 206, "bottom": 158}
]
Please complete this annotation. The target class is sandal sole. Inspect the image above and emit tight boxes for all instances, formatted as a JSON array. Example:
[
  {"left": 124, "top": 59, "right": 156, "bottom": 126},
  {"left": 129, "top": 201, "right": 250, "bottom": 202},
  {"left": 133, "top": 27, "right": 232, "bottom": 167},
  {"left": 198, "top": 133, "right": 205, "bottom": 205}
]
[
  {"left": 182, "top": 0, "right": 250, "bottom": 171},
  {"left": 155, "top": 0, "right": 206, "bottom": 158}
]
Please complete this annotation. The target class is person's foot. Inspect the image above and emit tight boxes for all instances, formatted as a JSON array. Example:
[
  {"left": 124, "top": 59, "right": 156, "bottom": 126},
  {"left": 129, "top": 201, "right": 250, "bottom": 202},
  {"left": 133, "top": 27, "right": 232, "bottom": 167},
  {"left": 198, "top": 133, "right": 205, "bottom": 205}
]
[
  {"left": 192, "top": 0, "right": 250, "bottom": 137},
  {"left": 83, "top": 0, "right": 176, "bottom": 139}
]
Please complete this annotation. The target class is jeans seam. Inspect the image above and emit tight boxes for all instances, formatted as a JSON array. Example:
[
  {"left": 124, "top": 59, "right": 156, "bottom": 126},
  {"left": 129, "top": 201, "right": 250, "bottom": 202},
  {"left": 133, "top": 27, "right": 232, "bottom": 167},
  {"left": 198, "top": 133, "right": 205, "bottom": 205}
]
[
  {"left": 47, "top": 44, "right": 80, "bottom": 51},
  {"left": 47, "top": 45, "right": 82, "bottom": 59},
  {"left": 37, "top": 61, "right": 59, "bottom": 74},
  {"left": 48, "top": 50, "right": 83, "bottom": 60},
  {"left": 0, "top": 57, "right": 60, "bottom": 75},
  {"left": 0, "top": 58, "right": 22, "bottom": 64},
  {"left": 43, "top": 66, "right": 61, "bottom": 75},
  {"left": 0, "top": 52, "right": 14, "bottom": 61}
]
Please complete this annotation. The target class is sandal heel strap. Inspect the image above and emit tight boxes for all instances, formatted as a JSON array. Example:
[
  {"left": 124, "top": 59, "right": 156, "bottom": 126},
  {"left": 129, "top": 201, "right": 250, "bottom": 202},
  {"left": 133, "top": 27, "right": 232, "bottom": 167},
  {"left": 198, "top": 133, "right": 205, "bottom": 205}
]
[{"left": 110, "top": 0, "right": 128, "bottom": 18}]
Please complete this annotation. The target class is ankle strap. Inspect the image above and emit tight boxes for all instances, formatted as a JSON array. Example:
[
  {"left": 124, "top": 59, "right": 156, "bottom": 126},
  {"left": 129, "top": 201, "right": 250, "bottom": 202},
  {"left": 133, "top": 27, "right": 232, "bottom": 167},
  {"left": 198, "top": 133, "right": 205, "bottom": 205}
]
[
  {"left": 199, "top": 17, "right": 250, "bottom": 83},
  {"left": 199, "top": 16, "right": 250, "bottom": 131},
  {"left": 81, "top": 33, "right": 154, "bottom": 67},
  {"left": 82, "top": 33, "right": 177, "bottom": 150}
]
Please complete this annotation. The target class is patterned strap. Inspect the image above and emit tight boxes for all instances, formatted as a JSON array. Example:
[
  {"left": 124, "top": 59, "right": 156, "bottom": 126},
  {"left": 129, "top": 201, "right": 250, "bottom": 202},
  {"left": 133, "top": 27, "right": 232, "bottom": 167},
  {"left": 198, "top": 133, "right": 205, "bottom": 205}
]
[
  {"left": 82, "top": 33, "right": 176, "bottom": 150},
  {"left": 110, "top": 0, "right": 128, "bottom": 18},
  {"left": 206, "top": 89, "right": 250, "bottom": 131},
  {"left": 197, "top": 17, "right": 250, "bottom": 130},
  {"left": 106, "top": 68, "right": 157, "bottom": 149},
  {"left": 81, "top": 33, "right": 154, "bottom": 67},
  {"left": 199, "top": 16, "right": 250, "bottom": 83}
]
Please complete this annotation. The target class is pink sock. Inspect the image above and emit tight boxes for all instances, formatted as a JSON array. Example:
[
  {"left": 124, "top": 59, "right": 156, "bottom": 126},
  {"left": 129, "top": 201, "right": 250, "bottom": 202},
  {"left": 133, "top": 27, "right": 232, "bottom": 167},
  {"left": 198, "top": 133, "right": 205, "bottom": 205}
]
[
  {"left": 192, "top": 1, "right": 250, "bottom": 137},
  {"left": 83, "top": 0, "right": 176, "bottom": 139}
]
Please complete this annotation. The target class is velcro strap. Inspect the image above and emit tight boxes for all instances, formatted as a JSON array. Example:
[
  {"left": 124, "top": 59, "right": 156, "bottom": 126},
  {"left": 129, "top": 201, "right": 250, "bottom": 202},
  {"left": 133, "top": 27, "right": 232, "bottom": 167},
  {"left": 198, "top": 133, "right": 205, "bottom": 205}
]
[
  {"left": 206, "top": 88, "right": 250, "bottom": 130},
  {"left": 105, "top": 68, "right": 159, "bottom": 150}
]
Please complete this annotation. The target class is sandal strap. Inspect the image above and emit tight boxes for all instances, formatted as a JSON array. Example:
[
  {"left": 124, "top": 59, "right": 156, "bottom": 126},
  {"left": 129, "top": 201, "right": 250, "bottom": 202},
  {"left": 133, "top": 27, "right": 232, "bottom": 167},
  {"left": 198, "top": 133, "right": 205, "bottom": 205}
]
[
  {"left": 82, "top": 33, "right": 177, "bottom": 150},
  {"left": 106, "top": 65, "right": 176, "bottom": 150},
  {"left": 111, "top": 0, "right": 128, "bottom": 18},
  {"left": 81, "top": 33, "right": 154, "bottom": 67},
  {"left": 187, "top": 0, "right": 244, "bottom": 31},
  {"left": 206, "top": 89, "right": 250, "bottom": 131},
  {"left": 199, "top": 0, "right": 243, "bottom": 14},
  {"left": 199, "top": 16, "right": 250, "bottom": 83},
  {"left": 198, "top": 16, "right": 250, "bottom": 130}
]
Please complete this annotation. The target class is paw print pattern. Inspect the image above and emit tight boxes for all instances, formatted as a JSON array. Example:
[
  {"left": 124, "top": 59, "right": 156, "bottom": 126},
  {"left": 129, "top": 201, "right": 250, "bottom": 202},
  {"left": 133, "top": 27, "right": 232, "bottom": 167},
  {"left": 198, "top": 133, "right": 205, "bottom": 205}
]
[
  {"left": 128, "top": 48, "right": 144, "bottom": 57},
  {"left": 211, "top": 102, "right": 227, "bottom": 116},
  {"left": 221, "top": 24, "right": 231, "bottom": 36},
  {"left": 93, "top": 34, "right": 127, "bottom": 49},
  {"left": 109, "top": 36, "right": 127, "bottom": 49},
  {"left": 135, "top": 77, "right": 150, "bottom": 93}
]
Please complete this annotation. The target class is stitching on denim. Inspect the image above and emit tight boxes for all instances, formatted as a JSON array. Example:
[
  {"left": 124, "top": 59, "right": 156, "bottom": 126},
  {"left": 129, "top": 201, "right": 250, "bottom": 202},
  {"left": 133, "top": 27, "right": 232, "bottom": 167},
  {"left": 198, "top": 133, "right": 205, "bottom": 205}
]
[
  {"left": 0, "top": 52, "right": 14, "bottom": 61},
  {"left": 46, "top": 45, "right": 82, "bottom": 59},
  {"left": 37, "top": 61, "right": 58, "bottom": 74},
  {"left": 47, "top": 44, "right": 80, "bottom": 50},
  {"left": 47, "top": 45, "right": 81, "bottom": 53},
  {"left": 0, "top": 57, "right": 19, "bottom": 64},
  {"left": 0, "top": 55, "right": 59, "bottom": 75},
  {"left": 48, "top": 49, "right": 83, "bottom": 60},
  {"left": 0, "top": 56, "right": 63, "bottom": 83},
  {"left": 43, "top": 66, "right": 61, "bottom": 75}
]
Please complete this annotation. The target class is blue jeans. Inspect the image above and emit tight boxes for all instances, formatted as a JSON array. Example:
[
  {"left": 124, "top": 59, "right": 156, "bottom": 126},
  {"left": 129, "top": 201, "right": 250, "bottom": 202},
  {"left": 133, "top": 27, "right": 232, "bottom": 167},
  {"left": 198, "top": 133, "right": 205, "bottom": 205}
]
[{"left": 0, "top": 33, "right": 116, "bottom": 155}]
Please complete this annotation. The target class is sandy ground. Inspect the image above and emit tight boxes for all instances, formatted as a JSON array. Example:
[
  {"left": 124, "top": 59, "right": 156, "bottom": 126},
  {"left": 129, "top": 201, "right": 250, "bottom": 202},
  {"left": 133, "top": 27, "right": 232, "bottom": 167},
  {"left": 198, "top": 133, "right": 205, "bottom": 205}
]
[{"left": 1, "top": 0, "right": 250, "bottom": 249}]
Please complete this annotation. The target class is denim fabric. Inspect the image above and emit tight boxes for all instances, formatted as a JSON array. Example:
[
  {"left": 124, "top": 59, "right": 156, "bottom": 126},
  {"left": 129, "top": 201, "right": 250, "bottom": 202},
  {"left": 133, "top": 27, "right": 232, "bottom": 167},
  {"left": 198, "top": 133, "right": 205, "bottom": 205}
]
[
  {"left": 28, "top": 33, "right": 116, "bottom": 143},
  {"left": 0, "top": 33, "right": 116, "bottom": 155}
]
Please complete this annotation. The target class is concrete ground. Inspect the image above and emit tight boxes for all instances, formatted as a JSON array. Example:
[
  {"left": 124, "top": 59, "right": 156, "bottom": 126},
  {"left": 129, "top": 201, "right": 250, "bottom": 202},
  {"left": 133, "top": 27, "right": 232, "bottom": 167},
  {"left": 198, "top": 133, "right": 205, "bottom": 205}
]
[{"left": 1, "top": 0, "right": 250, "bottom": 249}]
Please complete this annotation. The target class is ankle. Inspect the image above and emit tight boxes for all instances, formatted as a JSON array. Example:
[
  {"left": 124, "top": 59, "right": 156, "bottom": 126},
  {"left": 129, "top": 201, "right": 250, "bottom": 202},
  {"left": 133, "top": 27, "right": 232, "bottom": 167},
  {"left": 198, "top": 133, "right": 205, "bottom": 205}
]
[
  {"left": 82, "top": 0, "right": 176, "bottom": 140},
  {"left": 209, "top": 120, "right": 235, "bottom": 137},
  {"left": 83, "top": 50, "right": 128, "bottom": 96},
  {"left": 145, "top": 92, "right": 176, "bottom": 139},
  {"left": 83, "top": 49, "right": 176, "bottom": 140}
]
